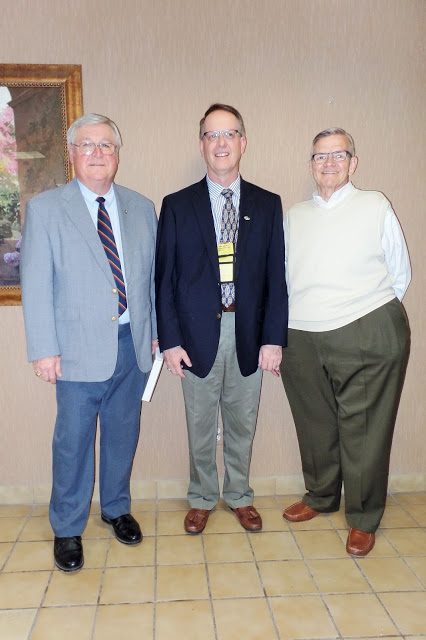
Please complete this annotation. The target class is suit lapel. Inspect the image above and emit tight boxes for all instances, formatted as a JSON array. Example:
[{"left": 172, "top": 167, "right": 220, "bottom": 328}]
[
  {"left": 191, "top": 178, "right": 220, "bottom": 280},
  {"left": 115, "top": 186, "right": 133, "bottom": 279},
  {"left": 61, "top": 178, "right": 114, "bottom": 284},
  {"left": 235, "top": 178, "right": 255, "bottom": 281}
]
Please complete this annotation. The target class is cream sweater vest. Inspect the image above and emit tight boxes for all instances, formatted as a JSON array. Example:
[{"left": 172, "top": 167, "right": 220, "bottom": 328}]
[{"left": 285, "top": 185, "right": 396, "bottom": 331}]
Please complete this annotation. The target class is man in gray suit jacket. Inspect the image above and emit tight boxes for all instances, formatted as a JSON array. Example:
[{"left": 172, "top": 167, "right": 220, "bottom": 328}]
[{"left": 21, "top": 113, "right": 157, "bottom": 571}]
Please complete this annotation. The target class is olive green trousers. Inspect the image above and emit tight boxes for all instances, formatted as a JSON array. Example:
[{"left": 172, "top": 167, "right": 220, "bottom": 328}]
[{"left": 281, "top": 299, "right": 410, "bottom": 533}]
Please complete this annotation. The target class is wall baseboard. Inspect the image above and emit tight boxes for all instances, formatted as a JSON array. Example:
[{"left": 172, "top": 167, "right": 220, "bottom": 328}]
[{"left": 0, "top": 473, "right": 425, "bottom": 505}]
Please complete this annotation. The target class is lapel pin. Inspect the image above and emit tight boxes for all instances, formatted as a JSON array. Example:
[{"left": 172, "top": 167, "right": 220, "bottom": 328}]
[
  {"left": 244, "top": 216, "right": 250, "bottom": 220},
  {"left": 124, "top": 209, "right": 128, "bottom": 215}
]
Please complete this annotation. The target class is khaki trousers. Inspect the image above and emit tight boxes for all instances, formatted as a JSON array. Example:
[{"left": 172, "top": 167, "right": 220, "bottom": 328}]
[
  {"left": 182, "top": 312, "right": 263, "bottom": 510},
  {"left": 281, "top": 299, "right": 410, "bottom": 532}
]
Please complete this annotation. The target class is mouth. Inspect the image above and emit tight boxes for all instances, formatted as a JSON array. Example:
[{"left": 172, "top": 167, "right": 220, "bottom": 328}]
[{"left": 215, "top": 152, "right": 229, "bottom": 158}]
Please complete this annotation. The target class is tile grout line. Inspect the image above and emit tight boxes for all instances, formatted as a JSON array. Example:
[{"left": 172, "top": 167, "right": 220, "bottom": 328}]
[
  {"left": 90, "top": 530, "right": 112, "bottom": 640},
  {"left": 16, "top": 506, "right": 52, "bottom": 640},
  {"left": 286, "top": 513, "right": 344, "bottom": 639},
  {"left": 0, "top": 514, "right": 27, "bottom": 573},
  {"left": 200, "top": 530, "right": 219, "bottom": 640},
  {"left": 152, "top": 499, "right": 158, "bottom": 640},
  {"left": 246, "top": 526, "right": 282, "bottom": 640}
]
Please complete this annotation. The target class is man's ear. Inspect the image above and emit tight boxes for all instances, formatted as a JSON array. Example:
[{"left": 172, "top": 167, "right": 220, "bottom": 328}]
[
  {"left": 67, "top": 144, "right": 75, "bottom": 165},
  {"left": 348, "top": 155, "right": 358, "bottom": 176}
]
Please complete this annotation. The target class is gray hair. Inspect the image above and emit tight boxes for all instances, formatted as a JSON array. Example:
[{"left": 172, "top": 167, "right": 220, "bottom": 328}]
[
  {"left": 311, "top": 127, "right": 355, "bottom": 157},
  {"left": 67, "top": 113, "right": 122, "bottom": 148},
  {"left": 199, "top": 103, "right": 246, "bottom": 140}
]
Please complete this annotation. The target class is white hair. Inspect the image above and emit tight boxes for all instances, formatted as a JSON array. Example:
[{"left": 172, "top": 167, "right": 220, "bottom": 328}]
[
  {"left": 312, "top": 127, "right": 355, "bottom": 156},
  {"left": 67, "top": 113, "right": 122, "bottom": 148}
]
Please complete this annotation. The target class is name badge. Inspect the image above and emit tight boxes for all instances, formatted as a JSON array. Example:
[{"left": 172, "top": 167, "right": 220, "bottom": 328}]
[{"left": 218, "top": 242, "right": 234, "bottom": 283}]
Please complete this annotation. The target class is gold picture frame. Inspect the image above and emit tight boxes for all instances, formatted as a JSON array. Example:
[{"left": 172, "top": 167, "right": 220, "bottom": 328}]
[{"left": 0, "top": 63, "right": 83, "bottom": 305}]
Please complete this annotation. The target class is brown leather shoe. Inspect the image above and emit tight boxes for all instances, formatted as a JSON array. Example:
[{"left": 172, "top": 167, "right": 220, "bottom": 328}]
[
  {"left": 232, "top": 506, "right": 262, "bottom": 531},
  {"left": 346, "top": 528, "right": 375, "bottom": 557},
  {"left": 184, "top": 508, "right": 210, "bottom": 534},
  {"left": 283, "top": 501, "right": 320, "bottom": 522}
]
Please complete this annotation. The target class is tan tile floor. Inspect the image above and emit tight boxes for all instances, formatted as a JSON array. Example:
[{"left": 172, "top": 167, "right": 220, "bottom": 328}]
[{"left": 0, "top": 493, "right": 425, "bottom": 639}]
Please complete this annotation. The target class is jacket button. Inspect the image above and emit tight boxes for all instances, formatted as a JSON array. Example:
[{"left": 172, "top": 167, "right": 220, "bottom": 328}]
[
  {"left": 216, "top": 313, "right": 221, "bottom": 319},
  {"left": 112, "top": 316, "right": 117, "bottom": 321}
]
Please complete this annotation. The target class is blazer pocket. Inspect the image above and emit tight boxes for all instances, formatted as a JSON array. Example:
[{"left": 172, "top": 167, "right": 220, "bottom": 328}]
[{"left": 54, "top": 307, "right": 80, "bottom": 364}]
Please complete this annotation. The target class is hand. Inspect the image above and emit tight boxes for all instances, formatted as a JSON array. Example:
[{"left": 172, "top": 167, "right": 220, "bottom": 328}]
[
  {"left": 163, "top": 346, "right": 192, "bottom": 378},
  {"left": 258, "top": 344, "right": 282, "bottom": 377},
  {"left": 151, "top": 338, "right": 159, "bottom": 355},
  {"left": 32, "top": 356, "right": 62, "bottom": 384}
]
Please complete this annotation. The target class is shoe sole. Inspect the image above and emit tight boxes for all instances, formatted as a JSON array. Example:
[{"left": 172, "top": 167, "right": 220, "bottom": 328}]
[
  {"left": 283, "top": 509, "right": 320, "bottom": 523},
  {"left": 347, "top": 547, "right": 374, "bottom": 557},
  {"left": 54, "top": 557, "right": 84, "bottom": 572},
  {"left": 346, "top": 543, "right": 375, "bottom": 557}
]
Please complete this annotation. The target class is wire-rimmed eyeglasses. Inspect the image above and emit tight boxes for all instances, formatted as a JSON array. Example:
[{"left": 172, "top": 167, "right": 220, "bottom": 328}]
[
  {"left": 311, "top": 150, "right": 352, "bottom": 164},
  {"left": 202, "top": 129, "right": 242, "bottom": 142},
  {"left": 71, "top": 142, "right": 117, "bottom": 156}
]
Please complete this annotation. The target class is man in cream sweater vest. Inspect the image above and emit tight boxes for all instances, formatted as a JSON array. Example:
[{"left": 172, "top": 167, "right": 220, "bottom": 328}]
[{"left": 281, "top": 128, "right": 411, "bottom": 557}]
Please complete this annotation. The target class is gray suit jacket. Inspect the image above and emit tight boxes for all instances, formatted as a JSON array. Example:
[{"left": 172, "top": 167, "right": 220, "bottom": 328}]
[{"left": 21, "top": 177, "right": 157, "bottom": 381}]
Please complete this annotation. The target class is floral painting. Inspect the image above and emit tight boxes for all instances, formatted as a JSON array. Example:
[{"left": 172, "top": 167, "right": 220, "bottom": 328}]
[
  {"left": 0, "top": 85, "right": 67, "bottom": 288},
  {"left": 0, "top": 64, "right": 83, "bottom": 304},
  {"left": 0, "top": 91, "right": 21, "bottom": 285}
]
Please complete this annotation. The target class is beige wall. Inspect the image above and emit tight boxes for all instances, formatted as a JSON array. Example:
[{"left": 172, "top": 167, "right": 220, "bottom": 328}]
[{"left": 1, "top": 0, "right": 425, "bottom": 494}]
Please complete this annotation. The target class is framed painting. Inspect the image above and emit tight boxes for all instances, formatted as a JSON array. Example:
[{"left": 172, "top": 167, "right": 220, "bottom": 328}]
[{"left": 0, "top": 63, "right": 83, "bottom": 305}]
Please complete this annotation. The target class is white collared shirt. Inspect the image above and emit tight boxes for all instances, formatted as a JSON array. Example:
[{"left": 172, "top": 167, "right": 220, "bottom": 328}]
[
  {"left": 206, "top": 174, "right": 241, "bottom": 242},
  {"left": 77, "top": 179, "right": 129, "bottom": 323}
]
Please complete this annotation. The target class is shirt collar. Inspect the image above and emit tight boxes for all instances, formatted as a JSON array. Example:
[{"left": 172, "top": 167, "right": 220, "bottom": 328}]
[
  {"left": 77, "top": 179, "right": 115, "bottom": 207},
  {"left": 313, "top": 181, "right": 354, "bottom": 208},
  {"left": 206, "top": 173, "right": 241, "bottom": 200}
]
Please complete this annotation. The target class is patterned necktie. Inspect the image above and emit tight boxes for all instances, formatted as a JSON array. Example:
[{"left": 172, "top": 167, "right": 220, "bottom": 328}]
[
  {"left": 219, "top": 188, "right": 238, "bottom": 307},
  {"left": 96, "top": 197, "right": 127, "bottom": 316}
]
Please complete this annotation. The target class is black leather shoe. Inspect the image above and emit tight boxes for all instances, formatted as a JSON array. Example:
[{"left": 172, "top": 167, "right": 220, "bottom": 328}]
[
  {"left": 101, "top": 513, "right": 142, "bottom": 545},
  {"left": 54, "top": 536, "right": 84, "bottom": 572}
]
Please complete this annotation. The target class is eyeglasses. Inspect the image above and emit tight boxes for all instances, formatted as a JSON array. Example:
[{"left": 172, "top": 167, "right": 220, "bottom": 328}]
[
  {"left": 202, "top": 129, "right": 241, "bottom": 142},
  {"left": 311, "top": 150, "right": 352, "bottom": 164},
  {"left": 71, "top": 142, "right": 117, "bottom": 156}
]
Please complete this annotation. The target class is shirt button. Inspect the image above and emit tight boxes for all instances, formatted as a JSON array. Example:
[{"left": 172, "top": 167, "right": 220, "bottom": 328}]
[
  {"left": 216, "top": 313, "right": 221, "bottom": 319},
  {"left": 112, "top": 288, "right": 117, "bottom": 294},
  {"left": 112, "top": 316, "right": 117, "bottom": 321}
]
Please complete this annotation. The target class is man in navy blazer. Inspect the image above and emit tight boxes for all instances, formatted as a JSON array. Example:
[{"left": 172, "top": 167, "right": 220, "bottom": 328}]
[
  {"left": 156, "top": 104, "right": 288, "bottom": 534},
  {"left": 21, "top": 114, "right": 157, "bottom": 571}
]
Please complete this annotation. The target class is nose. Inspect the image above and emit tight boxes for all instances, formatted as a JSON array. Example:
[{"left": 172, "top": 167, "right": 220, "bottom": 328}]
[
  {"left": 92, "top": 144, "right": 103, "bottom": 157},
  {"left": 323, "top": 153, "right": 336, "bottom": 165}
]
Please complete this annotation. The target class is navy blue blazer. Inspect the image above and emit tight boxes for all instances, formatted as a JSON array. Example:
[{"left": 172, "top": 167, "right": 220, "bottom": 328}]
[{"left": 155, "top": 177, "right": 288, "bottom": 378}]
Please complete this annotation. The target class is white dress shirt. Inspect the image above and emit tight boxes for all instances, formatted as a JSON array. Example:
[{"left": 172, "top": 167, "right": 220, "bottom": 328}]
[
  {"left": 77, "top": 180, "right": 130, "bottom": 324},
  {"left": 206, "top": 174, "right": 241, "bottom": 242}
]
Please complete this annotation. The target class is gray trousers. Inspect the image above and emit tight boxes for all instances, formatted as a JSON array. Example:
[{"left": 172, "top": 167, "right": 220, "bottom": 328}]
[
  {"left": 281, "top": 299, "right": 410, "bottom": 533},
  {"left": 182, "top": 312, "right": 263, "bottom": 510}
]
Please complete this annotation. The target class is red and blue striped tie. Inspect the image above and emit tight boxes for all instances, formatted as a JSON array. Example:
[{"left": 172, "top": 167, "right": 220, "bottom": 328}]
[{"left": 96, "top": 197, "right": 127, "bottom": 316}]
